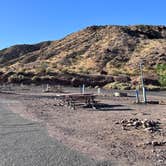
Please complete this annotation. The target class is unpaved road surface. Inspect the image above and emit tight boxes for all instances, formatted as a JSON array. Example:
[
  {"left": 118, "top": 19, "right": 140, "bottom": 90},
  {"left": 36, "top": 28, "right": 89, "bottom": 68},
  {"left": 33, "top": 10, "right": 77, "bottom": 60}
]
[
  {"left": 0, "top": 98, "right": 97, "bottom": 166},
  {"left": 0, "top": 85, "right": 165, "bottom": 166}
]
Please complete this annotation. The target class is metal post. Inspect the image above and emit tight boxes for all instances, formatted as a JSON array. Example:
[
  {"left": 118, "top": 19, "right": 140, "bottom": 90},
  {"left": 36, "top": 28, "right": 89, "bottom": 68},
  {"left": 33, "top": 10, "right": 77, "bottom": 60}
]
[
  {"left": 80, "top": 85, "right": 82, "bottom": 93},
  {"left": 46, "top": 84, "right": 49, "bottom": 92},
  {"left": 97, "top": 88, "right": 101, "bottom": 95},
  {"left": 139, "top": 62, "right": 147, "bottom": 103},
  {"left": 143, "top": 87, "right": 147, "bottom": 104},
  {"left": 135, "top": 89, "right": 140, "bottom": 103},
  {"left": 140, "top": 62, "right": 144, "bottom": 89},
  {"left": 82, "top": 84, "right": 85, "bottom": 94}
]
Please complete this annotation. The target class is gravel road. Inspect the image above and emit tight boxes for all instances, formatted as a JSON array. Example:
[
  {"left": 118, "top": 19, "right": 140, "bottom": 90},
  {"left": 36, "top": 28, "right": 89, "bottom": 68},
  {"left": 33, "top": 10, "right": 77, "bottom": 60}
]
[{"left": 0, "top": 99, "right": 97, "bottom": 166}]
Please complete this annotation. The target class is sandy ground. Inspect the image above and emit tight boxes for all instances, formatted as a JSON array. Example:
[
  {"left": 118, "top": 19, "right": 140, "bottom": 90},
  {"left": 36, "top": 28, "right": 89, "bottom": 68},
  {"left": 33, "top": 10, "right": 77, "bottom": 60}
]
[{"left": 0, "top": 85, "right": 166, "bottom": 166}]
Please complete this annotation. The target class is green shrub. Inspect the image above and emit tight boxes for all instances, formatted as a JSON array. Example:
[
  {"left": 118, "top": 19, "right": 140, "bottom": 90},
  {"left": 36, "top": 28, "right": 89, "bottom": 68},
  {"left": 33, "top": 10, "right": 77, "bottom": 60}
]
[{"left": 156, "top": 64, "right": 166, "bottom": 86}]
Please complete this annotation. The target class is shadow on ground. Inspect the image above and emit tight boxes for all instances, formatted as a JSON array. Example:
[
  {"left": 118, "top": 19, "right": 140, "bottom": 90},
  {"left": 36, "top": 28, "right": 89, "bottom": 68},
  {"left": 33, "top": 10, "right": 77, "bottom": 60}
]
[{"left": 84, "top": 103, "right": 133, "bottom": 111}]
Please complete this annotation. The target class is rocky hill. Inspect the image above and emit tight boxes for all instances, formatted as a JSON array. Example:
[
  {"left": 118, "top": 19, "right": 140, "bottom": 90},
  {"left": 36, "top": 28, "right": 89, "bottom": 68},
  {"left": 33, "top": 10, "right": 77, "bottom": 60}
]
[{"left": 0, "top": 25, "right": 166, "bottom": 89}]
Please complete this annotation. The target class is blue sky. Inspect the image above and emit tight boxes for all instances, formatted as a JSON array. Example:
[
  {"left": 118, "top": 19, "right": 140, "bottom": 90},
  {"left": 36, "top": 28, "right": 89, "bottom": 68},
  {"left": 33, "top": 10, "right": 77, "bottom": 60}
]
[{"left": 0, "top": 0, "right": 166, "bottom": 49}]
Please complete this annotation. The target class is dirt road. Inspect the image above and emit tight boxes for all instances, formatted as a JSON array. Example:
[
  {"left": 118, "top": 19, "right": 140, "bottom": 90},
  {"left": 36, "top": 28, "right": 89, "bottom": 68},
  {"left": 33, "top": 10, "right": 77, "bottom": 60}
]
[
  {"left": 0, "top": 98, "right": 97, "bottom": 166},
  {"left": 0, "top": 85, "right": 165, "bottom": 166}
]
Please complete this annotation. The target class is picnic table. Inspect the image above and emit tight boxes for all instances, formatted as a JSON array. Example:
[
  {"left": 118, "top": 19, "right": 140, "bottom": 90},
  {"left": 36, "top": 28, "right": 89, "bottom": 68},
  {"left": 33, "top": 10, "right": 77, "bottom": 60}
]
[{"left": 56, "top": 93, "right": 97, "bottom": 109}]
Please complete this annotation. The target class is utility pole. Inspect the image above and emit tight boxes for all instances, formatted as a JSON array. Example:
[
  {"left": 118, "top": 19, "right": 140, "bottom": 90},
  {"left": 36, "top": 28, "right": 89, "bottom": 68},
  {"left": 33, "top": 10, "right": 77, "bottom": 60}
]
[{"left": 139, "top": 62, "right": 147, "bottom": 103}]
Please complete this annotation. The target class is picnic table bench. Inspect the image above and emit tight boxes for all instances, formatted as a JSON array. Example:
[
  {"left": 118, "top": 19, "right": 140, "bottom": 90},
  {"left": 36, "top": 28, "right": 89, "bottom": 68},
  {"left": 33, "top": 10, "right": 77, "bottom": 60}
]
[{"left": 56, "top": 93, "right": 97, "bottom": 109}]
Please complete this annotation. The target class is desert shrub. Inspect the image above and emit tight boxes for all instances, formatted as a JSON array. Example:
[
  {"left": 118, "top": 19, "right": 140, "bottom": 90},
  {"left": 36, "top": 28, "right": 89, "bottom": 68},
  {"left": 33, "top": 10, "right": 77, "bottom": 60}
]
[
  {"left": 159, "top": 75, "right": 166, "bottom": 86},
  {"left": 36, "top": 62, "right": 48, "bottom": 74},
  {"left": 17, "top": 67, "right": 26, "bottom": 73},
  {"left": 104, "top": 82, "right": 131, "bottom": 90},
  {"left": 78, "top": 67, "right": 90, "bottom": 74},
  {"left": 107, "top": 64, "right": 131, "bottom": 76},
  {"left": 31, "top": 76, "right": 41, "bottom": 83},
  {"left": 61, "top": 68, "right": 70, "bottom": 74},
  {"left": 156, "top": 64, "right": 166, "bottom": 86},
  {"left": 8, "top": 74, "right": 25, "bottom": 83},
  {"left": 21, "top": 54, "right": 38, "bottom": 64},
  {"left": 145, "top": 84, "right": 161, "bottom": 91}
]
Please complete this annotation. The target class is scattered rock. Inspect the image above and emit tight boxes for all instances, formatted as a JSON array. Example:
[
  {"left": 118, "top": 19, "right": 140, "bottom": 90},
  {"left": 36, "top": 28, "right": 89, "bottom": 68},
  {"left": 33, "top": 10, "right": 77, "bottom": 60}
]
[
  {"left": 120, "top": 118, "right": 161, "bottom": 132},
  {"left": 133, "top": 121, "right": 142, "bottom": 128},
  {"left": 121, "top": 119, "right": 128, "bottom": 124},
  {"left": 152, "top": 141, "right": 159, "bottom": 146},
  {"left": 113, "top": 92, "right": 128, "bottom": 97},
  {"left": 143, "top": 76, "right": 160, "bottom": 86},
  {"left": 115, "top": 121, "right": 120, "bottom": 124},
  {"left": 147, "top": 101, "right": 160, "bottom": 104},
  {"left": 144, "top": 141, "right": 166, "bottom": 146},
  {"left": 159, "top": 100, "right": 166, "bottom": 105}
]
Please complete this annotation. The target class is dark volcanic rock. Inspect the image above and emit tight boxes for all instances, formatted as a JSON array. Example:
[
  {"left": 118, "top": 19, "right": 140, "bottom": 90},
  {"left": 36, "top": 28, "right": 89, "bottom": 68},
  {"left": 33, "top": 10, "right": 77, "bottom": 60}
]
[
  {"left": 114, "top": 75, "right": 131, "bottom": 83},
  {"left": 143, "top": 76, "right": 160, "bottom": 86}
]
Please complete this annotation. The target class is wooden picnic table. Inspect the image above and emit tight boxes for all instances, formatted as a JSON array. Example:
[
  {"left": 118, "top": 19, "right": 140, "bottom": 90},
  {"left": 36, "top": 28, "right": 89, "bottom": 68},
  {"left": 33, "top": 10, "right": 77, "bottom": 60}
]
[{"left": 56, "top": 93, "right": 97, "bottom": 109}]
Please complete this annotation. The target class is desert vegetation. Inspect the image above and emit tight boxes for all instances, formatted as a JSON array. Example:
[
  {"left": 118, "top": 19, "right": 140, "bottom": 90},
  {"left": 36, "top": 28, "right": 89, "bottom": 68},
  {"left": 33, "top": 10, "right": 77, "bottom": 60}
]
[
  {"left": 156, "top": 64, "right": 166, "bottom": 86},
  {"left": 0, "top": 25, "right": 166, "bottom": 90}
]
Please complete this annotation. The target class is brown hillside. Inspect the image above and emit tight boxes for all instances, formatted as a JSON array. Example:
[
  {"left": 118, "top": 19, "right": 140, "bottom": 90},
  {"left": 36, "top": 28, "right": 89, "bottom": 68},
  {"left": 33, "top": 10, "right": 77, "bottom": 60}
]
[{"left": 0, "top": 25, "right": 166, "bottom": 87}]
